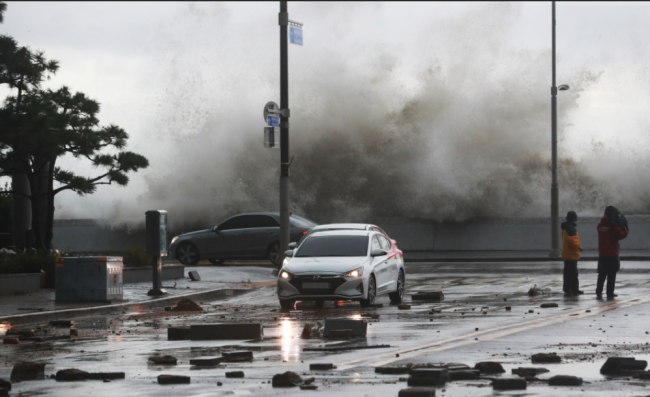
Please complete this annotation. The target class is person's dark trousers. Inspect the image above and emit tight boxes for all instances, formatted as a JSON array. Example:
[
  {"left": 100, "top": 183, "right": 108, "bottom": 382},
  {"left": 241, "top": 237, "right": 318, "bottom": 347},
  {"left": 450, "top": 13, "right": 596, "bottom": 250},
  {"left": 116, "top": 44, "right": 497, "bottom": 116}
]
[
  {"left": 596, "top": 271, "right": 617, "bottom": 297},
  {"left": 563, "top": 260, "right": 579, "bottom": 293}
]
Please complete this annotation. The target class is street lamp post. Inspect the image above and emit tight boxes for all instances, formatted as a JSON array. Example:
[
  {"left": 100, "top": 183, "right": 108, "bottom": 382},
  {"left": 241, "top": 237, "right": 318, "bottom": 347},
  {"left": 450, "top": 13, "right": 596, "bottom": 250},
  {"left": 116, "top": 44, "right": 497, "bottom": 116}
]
[{"left": 550, "top": 0, "right": 569, "bottom": 257}]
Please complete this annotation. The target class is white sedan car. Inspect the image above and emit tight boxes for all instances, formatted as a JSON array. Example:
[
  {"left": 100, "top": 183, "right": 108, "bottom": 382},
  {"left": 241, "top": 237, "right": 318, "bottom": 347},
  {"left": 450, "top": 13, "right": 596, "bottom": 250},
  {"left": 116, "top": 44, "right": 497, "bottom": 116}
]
[{"left": 276, "top": 230, "right": 406, "bottom": 309}]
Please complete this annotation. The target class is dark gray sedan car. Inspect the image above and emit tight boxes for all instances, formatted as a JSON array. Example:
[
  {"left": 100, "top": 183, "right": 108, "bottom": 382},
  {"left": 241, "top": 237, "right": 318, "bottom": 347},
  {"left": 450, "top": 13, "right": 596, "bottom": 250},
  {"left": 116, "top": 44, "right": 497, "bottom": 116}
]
[{"left": 168, "top": 212, "right": 316, "bottom": 266}]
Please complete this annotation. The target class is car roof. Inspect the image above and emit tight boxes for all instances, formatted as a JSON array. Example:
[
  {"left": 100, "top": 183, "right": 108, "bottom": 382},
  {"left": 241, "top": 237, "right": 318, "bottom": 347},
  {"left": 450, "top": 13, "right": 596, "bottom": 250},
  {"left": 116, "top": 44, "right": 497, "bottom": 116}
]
[
  {"left": 306, "top": 230, "right": 374, "bottom": 237},
  {"left": 311, "top": 223, "right": 373, "bottom": 230},
  {"left": 224, "top": 212, "right": 307, "bottom": 219}
]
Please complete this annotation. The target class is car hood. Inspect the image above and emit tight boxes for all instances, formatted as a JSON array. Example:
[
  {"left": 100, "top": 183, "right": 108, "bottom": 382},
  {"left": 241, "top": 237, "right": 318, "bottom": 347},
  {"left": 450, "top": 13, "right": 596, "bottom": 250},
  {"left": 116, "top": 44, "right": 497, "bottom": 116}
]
[
  {"left": 284, "top": 257, "right": 369, "bottom": 275},
  {"left": 179, "top": 229, "right": 211, "bottom": 238}
]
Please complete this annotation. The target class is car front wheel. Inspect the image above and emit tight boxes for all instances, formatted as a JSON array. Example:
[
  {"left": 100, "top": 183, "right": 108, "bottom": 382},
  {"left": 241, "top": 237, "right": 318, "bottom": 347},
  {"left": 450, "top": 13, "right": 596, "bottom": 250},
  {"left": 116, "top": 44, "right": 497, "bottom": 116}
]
[
  {"left": 279, "top": 299, "right": 295, "bottom": 310},
  {"left": 360, "top": 275, "right": 376, "bottom": 307},
  {"left": 389, "top": 270, "right": 405, "bottom": 303},
  {"left": 177, "top": 242, "right": 199, "bottom": 265}
]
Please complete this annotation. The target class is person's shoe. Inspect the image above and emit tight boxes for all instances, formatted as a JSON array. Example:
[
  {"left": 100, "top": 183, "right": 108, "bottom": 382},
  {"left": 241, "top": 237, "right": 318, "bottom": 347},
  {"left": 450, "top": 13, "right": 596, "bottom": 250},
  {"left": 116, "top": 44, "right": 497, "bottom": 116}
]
[
  {"left": 564, "top": 291, "right": 575, "bottom": 297},
  {"left": 575, "top": 290, "right": 584, "bottom": 295},
  {"left": 607, "top": 294, "right": 618, "bottom": 299},
  {"left": 596, "top": 294, "right": 603, "bottom": 299}
]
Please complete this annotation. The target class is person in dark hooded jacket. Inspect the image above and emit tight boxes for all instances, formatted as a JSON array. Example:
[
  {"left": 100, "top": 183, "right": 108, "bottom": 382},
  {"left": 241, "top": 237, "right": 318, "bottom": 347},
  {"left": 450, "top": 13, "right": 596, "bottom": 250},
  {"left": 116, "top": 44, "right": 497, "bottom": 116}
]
[
  {"left": 561, "top": 211, "right": 583, "bottom": 295},
  {"left": 596, "top": 206, "right": 629, "bottom": 299}
]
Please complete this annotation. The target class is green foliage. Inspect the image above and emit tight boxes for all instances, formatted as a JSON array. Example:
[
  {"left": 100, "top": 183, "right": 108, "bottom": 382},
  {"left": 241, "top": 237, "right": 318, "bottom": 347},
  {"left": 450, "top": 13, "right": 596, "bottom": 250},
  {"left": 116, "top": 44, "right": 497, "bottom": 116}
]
[
  {"left": 0, "top": 250, "right": 55, "bottom": 275},
  {"left": 122, "top": 247, "right": 150, "bottom": 268}
]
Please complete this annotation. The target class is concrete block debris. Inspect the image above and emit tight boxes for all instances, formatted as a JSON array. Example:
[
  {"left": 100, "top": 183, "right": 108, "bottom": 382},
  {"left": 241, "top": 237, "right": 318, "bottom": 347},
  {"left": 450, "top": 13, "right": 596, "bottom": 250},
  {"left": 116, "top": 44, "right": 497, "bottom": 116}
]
[
  {"left": 398, "top": 304, "right": 411, "bottom": 310},
  {"left": 70, "top": 329, "right": 79, "bottom": 337},
  {"left": 6, "top": 329, "right": 34, "bottom": 338},
  {"left": 167, "top": 327, "right": 191, "bottom": 341},
  {"left": 398, "top": 389, "right": 436, "bottom": 397},
  {"left": 222, "top": 351, "right": 253, "bottom": 362},
  {"left": 49, "top": 320, "right": 73, "bottom": 327},
  {"left": 157, "top": 374, "right": 190, "bottom": 385},
  {"left": 540, "top": 303, "right": 558, "bottom": 308},
  {"left": 600, "top": 357, "right": 648, "bottom": 375},
  {"left": 512, "top": 367, "right": 549, "bottom": 378},
  {"left": 323, "top": 319, "right": 367, "bottom": 337},
  {"left": 272, "top": 371, "right": 303, "bottom": 387},
  {"left": 3, "top": 338, "right": 18, "bottom": 345},
  {"left": 55, "top": 369, "right": 126, "bottom": 381},
  {"left": 10, "top": 362, "right": 45, "bottom": 381},
  {"left": 448, "top": 370, "right": 479, "bottom": 380},
  {"left": 635, "top": 372, "right": 650, "bottom": 380},
  {"left": 149, "top": 355, "right": 177, "bottom": 365},
  {"left": 188, "top": 271, "right": 201, "bottom": 281},
  {"left": 360, "top": 313, "right": 380, "bottom": 319},
  {"left": 412, "top": 291, "right": 444, "bottom": 302},
  {"left": 474, "top": 362, "right": 505, "bottom": 374},
  {"left": 493, "top": 378, "right": 526, "bottom": 390},
  {"left": 55, "top": 369, "right": 88, "bottom": 381},
  {"left": 172, "top": 298, "right": 202, "bottom": 312},
  {"left": 327, "top": 329, "right": 353, "bottom": 339},
  {"left": 531, "top": 353, "right": 561, "bottom": 364},
  {"left": 85, "top": 372, "right": 125, "bottom": 380},
  {"left": 225, "top": 371, "right": 244, "bottom": 378},
  {"left": 189, "top": 357, "right": 223, "bottom": 366},
  {"left": 375, "top": 366, "right": 411, "bottom": 375},
  {"left": 0, "top": 388, "right": 7, "bottom": 397},
  {"left": 309, "top": 363, "right": 336, "bottom": 370},
  {"left": 301, "top": 323, "right": 323, "bottom": 339},
  {"left": 0, "top": 379, "right": 11, "bottom": 391},
  {"left": 548, "top": 375, "right": 583, "bottom": 386},
  {"left": 409, "top": 367, "right": 449, "bottom": 382},
  {"left": 190, "top": 324, "right": 262, "bottom": 340}
]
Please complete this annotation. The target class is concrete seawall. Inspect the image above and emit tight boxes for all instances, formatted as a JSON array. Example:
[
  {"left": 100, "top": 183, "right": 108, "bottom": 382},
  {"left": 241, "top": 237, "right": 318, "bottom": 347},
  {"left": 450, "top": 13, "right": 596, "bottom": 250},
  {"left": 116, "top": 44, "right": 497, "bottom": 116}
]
[
  {"left": 52, "top": 216, "right": 650, "bottom": 252},
  {"left": 0, "top": 273, "right": 41, "bottom": 295}
]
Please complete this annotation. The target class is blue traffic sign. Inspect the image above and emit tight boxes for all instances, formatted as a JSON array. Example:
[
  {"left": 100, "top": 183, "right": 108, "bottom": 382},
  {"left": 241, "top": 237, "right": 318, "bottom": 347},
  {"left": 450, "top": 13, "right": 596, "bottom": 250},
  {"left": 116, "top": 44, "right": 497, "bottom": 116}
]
[
  {"left": 290, "top": 26, "right": 303, "bottom": 46},
  {"left": 267, "top": 115, "right": 280, "bottom": 127}
]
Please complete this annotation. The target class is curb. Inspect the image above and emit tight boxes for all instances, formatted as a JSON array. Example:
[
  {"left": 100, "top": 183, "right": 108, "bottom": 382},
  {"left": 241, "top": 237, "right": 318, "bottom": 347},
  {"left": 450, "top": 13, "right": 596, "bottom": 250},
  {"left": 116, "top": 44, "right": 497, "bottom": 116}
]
[{"left": 0, "top": 288, "right": 251, "bottom": 327}]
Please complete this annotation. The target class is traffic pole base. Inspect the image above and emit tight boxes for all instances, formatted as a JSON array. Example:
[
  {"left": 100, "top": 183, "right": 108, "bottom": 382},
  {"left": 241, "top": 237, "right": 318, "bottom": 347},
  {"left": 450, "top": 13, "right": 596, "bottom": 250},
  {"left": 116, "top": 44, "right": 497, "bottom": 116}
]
[{"left": 148, "top": 289, "right": 167, "bottom": 296}]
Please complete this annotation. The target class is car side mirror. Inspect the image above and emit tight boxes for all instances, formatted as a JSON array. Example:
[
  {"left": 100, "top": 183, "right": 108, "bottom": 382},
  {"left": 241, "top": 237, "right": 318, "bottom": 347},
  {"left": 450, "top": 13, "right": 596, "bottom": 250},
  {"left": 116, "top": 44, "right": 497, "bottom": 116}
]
[
  {"left": 213, "top": 226, "right": 220, "bottom": 232},
  {"left": 284, "top": 250, "right": 294, "bottom": 257},
  {"left": 288, "top": 242, "right": 297, "bottom": 249},
  {"left": 371, "top": 249, "right": 388, "bottom": 257}
]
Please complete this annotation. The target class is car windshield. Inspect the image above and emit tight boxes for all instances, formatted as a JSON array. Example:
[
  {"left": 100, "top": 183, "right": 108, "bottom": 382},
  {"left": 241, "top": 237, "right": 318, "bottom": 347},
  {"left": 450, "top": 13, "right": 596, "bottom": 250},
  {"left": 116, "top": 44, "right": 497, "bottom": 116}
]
[{"left": 295, "top": 235, "right": 368, "bottom": 257}]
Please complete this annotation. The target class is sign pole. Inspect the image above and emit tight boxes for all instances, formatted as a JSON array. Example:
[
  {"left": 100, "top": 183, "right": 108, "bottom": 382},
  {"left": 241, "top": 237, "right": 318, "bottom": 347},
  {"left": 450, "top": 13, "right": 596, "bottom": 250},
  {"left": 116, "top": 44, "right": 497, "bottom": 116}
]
[{"left": 279, "top": 1, "right": 290, "bottom": 269}]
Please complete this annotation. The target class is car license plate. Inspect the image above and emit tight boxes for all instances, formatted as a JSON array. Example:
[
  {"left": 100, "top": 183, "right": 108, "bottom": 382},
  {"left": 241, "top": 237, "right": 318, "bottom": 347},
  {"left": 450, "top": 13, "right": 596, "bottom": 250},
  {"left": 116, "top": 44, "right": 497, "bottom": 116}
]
[{"left": 302, "top": 282, "right": 330, "bottom": 289}]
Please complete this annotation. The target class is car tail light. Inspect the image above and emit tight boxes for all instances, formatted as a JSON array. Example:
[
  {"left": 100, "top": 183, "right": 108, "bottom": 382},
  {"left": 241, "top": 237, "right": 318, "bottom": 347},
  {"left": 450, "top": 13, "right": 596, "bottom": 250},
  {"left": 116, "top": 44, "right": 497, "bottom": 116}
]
[{"left": 301, "top": 231, "right": 308, "bottom": 235}]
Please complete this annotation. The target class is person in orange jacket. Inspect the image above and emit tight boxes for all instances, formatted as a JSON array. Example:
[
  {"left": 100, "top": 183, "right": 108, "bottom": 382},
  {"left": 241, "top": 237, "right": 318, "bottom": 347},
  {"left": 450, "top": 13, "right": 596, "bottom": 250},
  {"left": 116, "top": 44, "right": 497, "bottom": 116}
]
[
  {"left": 596, "top": 206, "right": 629, "bottom": 299},
  {"left": 561, "top": 211, "right": 583, "bottom": 295}
]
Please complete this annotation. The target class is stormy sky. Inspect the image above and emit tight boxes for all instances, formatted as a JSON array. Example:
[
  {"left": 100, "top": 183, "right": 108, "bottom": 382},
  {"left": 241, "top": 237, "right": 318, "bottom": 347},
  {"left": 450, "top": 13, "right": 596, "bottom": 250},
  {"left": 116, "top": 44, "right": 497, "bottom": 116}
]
[{"left": 2, "top": 2, "right": 650, "bottom": 227}]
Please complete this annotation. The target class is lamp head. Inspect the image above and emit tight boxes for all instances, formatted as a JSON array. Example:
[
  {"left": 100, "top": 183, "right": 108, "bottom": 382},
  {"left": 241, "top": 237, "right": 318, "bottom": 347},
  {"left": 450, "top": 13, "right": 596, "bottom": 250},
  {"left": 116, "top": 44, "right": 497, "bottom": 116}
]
[{"left": 558, "top": 84, "right": 570, "bottom": 91}]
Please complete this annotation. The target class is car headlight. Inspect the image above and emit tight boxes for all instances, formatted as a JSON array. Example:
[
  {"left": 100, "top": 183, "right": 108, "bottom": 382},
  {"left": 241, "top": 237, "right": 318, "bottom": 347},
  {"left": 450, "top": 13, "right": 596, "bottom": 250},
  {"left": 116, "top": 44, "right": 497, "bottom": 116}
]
[
  {"left": 344, "top": 267, "right": 364, "bottom": 278},
  {"left": 280, "top": 270, "right": 294, "bottom": 279},
  {"left": 171, "top": 236, "right": 178, "bottom": 245}
]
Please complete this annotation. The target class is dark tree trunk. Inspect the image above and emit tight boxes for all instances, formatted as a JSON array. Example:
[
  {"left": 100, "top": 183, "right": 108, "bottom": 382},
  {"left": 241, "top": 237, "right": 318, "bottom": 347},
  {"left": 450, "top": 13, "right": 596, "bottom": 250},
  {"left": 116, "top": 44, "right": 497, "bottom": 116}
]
[
  {"left": 29, "top": 159, "right": 48, "bottom": 250},
  {"left": 11, "top": 172, "right": 31, "bottom": 249},
  {"left": 45, "top": 159, "right": 56, "bottom": 250}
]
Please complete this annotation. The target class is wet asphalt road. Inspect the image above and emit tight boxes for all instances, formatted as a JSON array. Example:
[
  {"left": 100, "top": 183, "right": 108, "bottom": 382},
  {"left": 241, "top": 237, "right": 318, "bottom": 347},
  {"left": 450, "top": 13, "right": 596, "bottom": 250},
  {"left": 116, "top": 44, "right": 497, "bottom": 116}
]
[{"left": 2, "top": 260, "right": 650, "bottom": 396}]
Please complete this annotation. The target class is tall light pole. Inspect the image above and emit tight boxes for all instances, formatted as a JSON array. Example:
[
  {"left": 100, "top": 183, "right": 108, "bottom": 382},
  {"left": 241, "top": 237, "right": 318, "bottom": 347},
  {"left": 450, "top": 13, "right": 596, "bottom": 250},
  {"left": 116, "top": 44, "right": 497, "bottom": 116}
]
[
  {"left": 279, "top": 1, "right": 290, "bottom": 267},
  {"left": 550, "top": 0, "right": 569, "bottom": 257}
]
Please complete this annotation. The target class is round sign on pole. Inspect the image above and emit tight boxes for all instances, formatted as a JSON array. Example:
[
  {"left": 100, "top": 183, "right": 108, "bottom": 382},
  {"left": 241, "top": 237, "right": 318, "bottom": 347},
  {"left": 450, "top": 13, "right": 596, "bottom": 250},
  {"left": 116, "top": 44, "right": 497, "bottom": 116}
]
[{"left": 264, "top": 101, "right": 280, "bottom": 121}]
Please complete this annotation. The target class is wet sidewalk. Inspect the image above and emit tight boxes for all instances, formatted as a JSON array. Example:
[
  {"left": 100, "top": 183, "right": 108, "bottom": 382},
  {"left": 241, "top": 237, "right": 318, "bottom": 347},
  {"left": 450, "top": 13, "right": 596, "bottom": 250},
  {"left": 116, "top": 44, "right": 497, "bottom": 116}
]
[
  {"left": 404, "top": 249, "right": 650, "bottom": 262},
  {"left": 0, "top": 265, "right": 276, "bottom": 325}
]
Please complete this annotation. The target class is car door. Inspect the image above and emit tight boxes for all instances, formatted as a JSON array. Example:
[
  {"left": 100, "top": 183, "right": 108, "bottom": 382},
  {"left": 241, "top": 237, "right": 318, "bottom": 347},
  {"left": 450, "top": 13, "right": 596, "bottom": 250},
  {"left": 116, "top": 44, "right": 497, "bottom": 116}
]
[
  {"left": 370, "top": 235, "right": 391, "bottom": 294},
  {"left": 378, "top": 235, "right": 399, "bottom": 292},
  {"left": 206, "top": 215, "right": 248, "bottom": 257},
  {"left": 237, "top": 215, "right": 280, "bottom": 258}
]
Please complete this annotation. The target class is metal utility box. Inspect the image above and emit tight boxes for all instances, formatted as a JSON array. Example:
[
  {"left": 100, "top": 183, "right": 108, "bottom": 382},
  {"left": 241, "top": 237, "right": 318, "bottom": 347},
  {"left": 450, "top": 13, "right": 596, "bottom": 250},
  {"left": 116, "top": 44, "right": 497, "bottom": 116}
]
[{"left": 55, "top": 257, "right": 123, "bottom": 302}]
